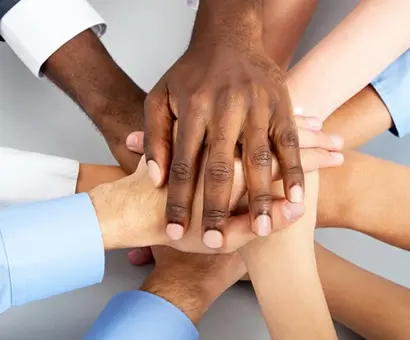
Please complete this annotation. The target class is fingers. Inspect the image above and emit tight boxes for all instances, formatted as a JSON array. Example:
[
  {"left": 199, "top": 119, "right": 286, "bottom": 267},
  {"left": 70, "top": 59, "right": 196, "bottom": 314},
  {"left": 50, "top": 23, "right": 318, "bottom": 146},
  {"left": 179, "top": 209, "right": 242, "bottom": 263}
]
[
  {"left": 243, "top": 103, "right": 273, "bottom": 237},
  {"left": 223, "top": 199, "right": 305, "bottom": 252},
  {"left": 270, "top": 88, "right": 304, "bottom": 203},
  {"left": 165, "top": 114, "right": 206, "bottom": 240},
  {"left": 293, "top": 114, "right": 323, "bottom": 130},
  {"left": 202, "top": 128, "right": 239, "bottom": 246},
  {"left": 297, "top": 128, "right": 344, "bottom": 150},
  {"left": 126, "top": 131, "right": 145, "bottom": 153},
  {"left": 144, "top": 83, "right": 174, "bottom": 188}
]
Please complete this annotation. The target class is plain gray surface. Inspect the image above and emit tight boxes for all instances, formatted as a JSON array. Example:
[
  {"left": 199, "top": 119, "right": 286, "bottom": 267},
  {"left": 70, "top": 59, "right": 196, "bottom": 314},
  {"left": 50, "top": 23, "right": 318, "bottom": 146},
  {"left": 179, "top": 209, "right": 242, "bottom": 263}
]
[{"left": 0, "top": 0, "right": 408, "bottom": 339}]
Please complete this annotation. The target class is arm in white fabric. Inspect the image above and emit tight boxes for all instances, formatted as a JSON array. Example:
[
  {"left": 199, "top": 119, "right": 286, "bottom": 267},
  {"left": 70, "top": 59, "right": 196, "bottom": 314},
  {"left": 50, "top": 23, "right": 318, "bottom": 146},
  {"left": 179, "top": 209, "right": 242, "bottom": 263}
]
[
  {"left": 0, "top": 148, "right": 79, "bottom": 206},
  {"left": 0, "top": 0, "right": 106, "bottom": 76}
]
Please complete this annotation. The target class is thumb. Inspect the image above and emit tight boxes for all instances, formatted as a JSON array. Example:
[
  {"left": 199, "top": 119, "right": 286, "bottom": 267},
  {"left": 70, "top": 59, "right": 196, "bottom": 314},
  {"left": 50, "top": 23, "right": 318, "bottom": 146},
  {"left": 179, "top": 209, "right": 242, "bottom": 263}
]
[{"left": 126, "top": 131, "right": 145, "bottom": 153}]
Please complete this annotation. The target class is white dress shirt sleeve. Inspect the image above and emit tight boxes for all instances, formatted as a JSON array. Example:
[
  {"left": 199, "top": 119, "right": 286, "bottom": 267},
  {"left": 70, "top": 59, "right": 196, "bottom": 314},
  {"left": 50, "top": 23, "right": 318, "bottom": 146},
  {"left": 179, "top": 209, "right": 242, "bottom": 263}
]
[
  {"left": 0, "top": 0, "right": 106, "bottom": 77},
  {"left": 0, "top": 147, "right": 79, "bottom": 206}
]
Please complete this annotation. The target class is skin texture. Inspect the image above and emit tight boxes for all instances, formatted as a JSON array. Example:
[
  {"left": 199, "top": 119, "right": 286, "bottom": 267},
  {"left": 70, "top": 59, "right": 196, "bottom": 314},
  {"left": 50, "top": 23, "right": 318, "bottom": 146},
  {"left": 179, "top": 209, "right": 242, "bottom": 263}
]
[
  {"left": 287, "top": 0, "right": 410, "bottom": 122},
  {"left": 77, "top": 85, "right": 410, "bottom": 339},
  {"left": 144, "top": 0, "right": 305, "bottom": 244},
  {"left": 42, "top": 29, "right": 147, "bottom": 174},
  {"left": 240, "top": 173, "right": 338, "bottom": 340},
  {"left": 140, "top": 246, "right": 246, "bottom": 324},
  {"left": 88, "top": 117, "right": 342, "bottom": 253}
]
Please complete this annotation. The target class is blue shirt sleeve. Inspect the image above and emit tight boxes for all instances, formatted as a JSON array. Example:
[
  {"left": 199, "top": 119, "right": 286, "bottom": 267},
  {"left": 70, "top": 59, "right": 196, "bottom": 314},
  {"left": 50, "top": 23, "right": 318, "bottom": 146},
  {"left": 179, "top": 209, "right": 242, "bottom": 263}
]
[
  {"left": 0, "top": 193, "right": 104, "bottom": 313},
  {"left": 85, "top": 290, "right": 199, "bottom": 340},
  {"left": 371, "top": 49, "right": 410, "bottom": 137}
]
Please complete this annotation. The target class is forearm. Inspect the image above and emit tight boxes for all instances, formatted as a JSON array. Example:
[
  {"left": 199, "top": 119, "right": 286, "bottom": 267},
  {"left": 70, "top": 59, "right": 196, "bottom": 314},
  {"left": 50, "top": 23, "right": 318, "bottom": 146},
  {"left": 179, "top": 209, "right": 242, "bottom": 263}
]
[
  {"left": 318, "top": 150, "right": 410, "bottom": 250},
  {"left": 191, "top": 0, "right": 264, "bottom": 49},
  {"left": 316, "top": 243, "right": 410, "bottom": 340},
  {"left": 76, "top": 164, "right": 126, "bottom": 193},
  {"left": 262, "top": 0, "right": 318, "bottom": 69},
  {"left": 321, "top": 85, "right": 392, "bottom": 149},
  {"left": 241, "top": 173, "right": 336, "bottom": 340},
  {"left": 42, "top": 29, "right": 146, "bottom": 159},
  {"left": 287, "top": 0, "right": 410, "bottom": 121}
]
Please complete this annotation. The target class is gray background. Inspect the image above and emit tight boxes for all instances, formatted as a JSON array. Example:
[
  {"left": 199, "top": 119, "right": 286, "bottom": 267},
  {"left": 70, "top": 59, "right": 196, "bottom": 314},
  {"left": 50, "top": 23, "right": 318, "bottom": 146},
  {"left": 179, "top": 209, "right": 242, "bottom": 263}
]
[{"left": 0, "top": 0, "right": 408, "bottom": 339}]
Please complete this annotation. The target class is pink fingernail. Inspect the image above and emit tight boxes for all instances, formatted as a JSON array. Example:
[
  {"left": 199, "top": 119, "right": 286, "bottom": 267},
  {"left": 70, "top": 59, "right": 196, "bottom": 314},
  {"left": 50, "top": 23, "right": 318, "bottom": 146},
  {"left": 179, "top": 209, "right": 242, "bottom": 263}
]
[
  {"left": 203, "top": 230, "right": 224, "bottom": 249},
  {"left": 290, "top": 185, "right": 304, "bottom": 203},
  {"left": 283, "top": 202, "right": 305, "bottom": 220},
  {"left": 148, "top": 161, "right": 162, "bottom": 187},
  {"left": 166, "top": 223, "right": 185, "bottom": 241},
  {"left": 126, "top": 133, "right": 139, "bottom": 151},
  {"left": 253, "top": 215, "right": 272, "bottom": 237}
]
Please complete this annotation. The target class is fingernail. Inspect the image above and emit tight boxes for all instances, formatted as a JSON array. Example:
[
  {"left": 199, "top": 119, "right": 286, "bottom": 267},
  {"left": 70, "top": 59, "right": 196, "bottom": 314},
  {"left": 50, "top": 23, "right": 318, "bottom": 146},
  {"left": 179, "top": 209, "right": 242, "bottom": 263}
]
[
  {"left": 166, "top": 223, "right": 185, "bottom": 241},
  {"left": 294, "top": 106, "right": 304, "bottom": 115},
  {"left": 330, "top": 152, "right": 344, "bottom": 163},
  {"left": 290, "top": 185, "right": 304, "bottom": 203},
  {"left": 329, "top": 135, "right": 344, "bottom": 149},
  {"left": 253, "top": 215, "right": 272, "bottom": 237},
  {"left": 203, "top": 230, "right": 224, "bottom": 249},
  {"left": 307, "top": 118, "right": 322, "bottom": 130},
  {"left": 283, "top": 202, "right": 305, "bottom": 220},
  {"left": 148, "top": 161, "right": 162, "bottom": 187},
  {"left": 126, "top": 133, "right": 139, "bottom": 151}
]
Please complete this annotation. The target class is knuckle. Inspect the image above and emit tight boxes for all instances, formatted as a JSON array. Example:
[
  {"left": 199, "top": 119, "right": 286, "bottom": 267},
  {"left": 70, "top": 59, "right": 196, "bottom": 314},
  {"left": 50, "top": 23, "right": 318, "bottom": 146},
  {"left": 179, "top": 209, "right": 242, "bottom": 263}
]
[
  {"left": 170, "top": 161, "right": 193, "bottom": 183},
  {"left": 207, "top": 161, "right": 233, "bottom": 184},
  {"left": 252, "top": 193, "right": 273, "bottom": 212},
  {"left": 286, "top": 164, "right": 303, "bottom": 176},
  {"left": 251, "top": 145, "right": 271, "bottom": 168},
  {"left": 166, "top": 202, "right": 188, "bottom": 222},
  {"left": 203, "top": 208, "right": 227, "bottom": 229},
  {"left": 277, "top": 129, "right": 299, "bottom": 149}
]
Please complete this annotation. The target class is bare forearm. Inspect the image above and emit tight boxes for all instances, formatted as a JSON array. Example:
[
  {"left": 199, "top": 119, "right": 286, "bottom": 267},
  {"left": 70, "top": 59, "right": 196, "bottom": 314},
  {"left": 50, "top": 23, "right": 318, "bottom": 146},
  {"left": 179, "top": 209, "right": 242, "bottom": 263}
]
[
  {"left": 241, "top": 173, "right": 336, "bottom": 340},
  {"left": 316, "top": 243, "right": 410, "bottom": 340},
  {"left": 287, "top": 0, "right": 410, "bottom": 121},
  {"left": 263, "top": 0, "right": 318, "bottom": 69},
  {"left": 319, "top": 150, "right": 410, "bottom": 251},
  {"left": 76, "top": 164, "right": 126, "bottom": 193}
]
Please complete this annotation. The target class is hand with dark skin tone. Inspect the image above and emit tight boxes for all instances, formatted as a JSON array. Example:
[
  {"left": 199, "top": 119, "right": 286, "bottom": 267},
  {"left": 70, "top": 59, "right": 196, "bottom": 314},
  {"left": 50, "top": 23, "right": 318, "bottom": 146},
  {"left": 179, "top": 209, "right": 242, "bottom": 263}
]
[
  {"left": 42, "top": 29, "right": 146, "bottom": 174},
  {"left": 144, "top": 0, "right": 303, "bottom": 245}
]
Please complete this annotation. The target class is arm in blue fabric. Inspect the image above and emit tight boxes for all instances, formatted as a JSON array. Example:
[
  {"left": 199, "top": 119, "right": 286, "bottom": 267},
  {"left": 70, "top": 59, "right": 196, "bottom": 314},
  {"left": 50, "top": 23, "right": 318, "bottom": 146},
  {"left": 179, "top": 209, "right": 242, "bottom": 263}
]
[
  {"left": 85, "top": 290, "right": 199, "bottom": 340},
  {"left": 371, "top": 49, "right": 410, "bottom": 137},
  {"left": 0, "top": 193, "right": 104, "bottom": 313}
]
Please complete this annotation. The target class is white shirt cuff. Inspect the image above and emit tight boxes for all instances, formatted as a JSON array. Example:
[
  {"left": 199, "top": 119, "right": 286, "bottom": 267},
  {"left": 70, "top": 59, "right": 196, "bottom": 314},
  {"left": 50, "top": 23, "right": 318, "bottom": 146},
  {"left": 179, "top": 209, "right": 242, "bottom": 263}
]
[
  {"left": 0, "top": 0, "right": 106, "bottom": 77},
  {"left": 0, "top": 148, "right": 79, "bottom": 206}
]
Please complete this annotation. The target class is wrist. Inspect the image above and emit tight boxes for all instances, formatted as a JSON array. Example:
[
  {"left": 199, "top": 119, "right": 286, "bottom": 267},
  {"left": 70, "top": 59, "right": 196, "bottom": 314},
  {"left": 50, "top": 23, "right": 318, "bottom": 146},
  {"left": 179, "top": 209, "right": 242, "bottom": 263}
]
[
  {"left": 191, "top": 0, "right": 264, "bottom": 51},
  {"left": 140, "top": 270, "right": 216, "bottom": 324},
  {"left": 88, "top": 177, "right": 168, "bottom": 251}
]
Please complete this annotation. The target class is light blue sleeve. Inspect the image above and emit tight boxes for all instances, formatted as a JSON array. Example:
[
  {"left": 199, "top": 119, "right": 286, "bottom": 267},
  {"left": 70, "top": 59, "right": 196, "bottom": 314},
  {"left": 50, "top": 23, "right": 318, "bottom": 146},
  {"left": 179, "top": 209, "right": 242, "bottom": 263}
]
[
  {"left": 85, "top": 290, "right": 199, "bottom": 340},
  {"left": 371, "top": 49, "right": 410, "bottom": 137},
  {"left": 0, "top": 193, "right": 104, "bottom": 313}
]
